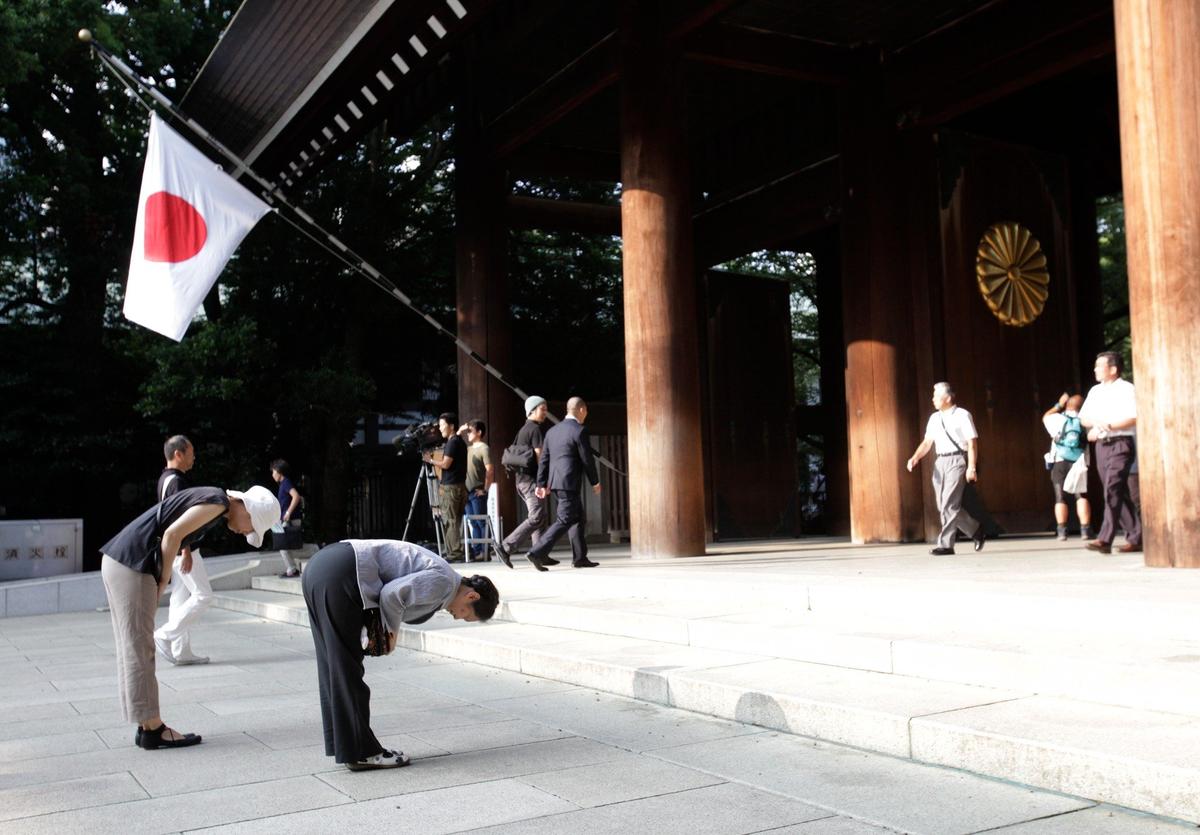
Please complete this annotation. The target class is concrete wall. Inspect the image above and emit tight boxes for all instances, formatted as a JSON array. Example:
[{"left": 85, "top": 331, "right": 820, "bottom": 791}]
[{"left": 0, "top": 546, "right": 316, "bottom": 618}]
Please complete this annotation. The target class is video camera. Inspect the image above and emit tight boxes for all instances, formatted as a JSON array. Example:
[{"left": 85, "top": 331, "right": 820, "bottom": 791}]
[{"left": 392, "top": 421, "right": 443, "bottom": 458}]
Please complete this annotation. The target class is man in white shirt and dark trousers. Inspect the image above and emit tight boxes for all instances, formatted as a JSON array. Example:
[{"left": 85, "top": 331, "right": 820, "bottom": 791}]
[
  {"left": 153, "top": 435, "right": 214, "bottom": 665},
  {"left": 906, "top": 383, "right": 987, "bottom": 555},
  {"left": 1078, "top": 351, "right": 1141, "bottom": 554}
]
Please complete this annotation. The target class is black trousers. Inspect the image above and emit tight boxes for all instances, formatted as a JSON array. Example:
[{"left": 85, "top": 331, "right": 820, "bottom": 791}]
[
  {"left": 302, "top": 542, "right": 382, "bottom": 763},
  {"left": 529, "top": 487, "right": 588, "bottom": 564},
  {"left": 1095, "top": 436, "right": 1141, "bottom": 546}
]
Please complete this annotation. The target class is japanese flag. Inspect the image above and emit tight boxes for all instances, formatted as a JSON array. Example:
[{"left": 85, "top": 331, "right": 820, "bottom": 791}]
[{"left": 124, "top": 113, "right": 270, "bottom": 341}]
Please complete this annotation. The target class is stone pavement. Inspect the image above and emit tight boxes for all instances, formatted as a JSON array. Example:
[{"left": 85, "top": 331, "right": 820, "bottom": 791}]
[{"left": 1, "top": 604, "right": 1195, "bottom": 834}]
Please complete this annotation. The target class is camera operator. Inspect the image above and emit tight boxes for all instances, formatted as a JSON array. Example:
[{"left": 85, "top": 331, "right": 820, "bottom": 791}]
[{"left": 424, "top": 413, "right": 467, "bottom": 562}]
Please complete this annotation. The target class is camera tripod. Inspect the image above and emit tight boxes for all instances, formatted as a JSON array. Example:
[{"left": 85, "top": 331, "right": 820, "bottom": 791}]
[{"left": 401, "top": 460, "right": 446, "bottom": 556}]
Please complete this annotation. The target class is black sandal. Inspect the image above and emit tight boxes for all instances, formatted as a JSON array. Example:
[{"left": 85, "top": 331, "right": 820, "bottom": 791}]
[{"left": 138, "top": 723, "right": 202, "bottom": 750}]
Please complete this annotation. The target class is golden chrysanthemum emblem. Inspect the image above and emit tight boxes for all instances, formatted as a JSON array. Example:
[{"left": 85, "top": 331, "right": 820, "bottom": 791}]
[{"left": 975, "top": 222, "right": 1049, "bottom": 327}]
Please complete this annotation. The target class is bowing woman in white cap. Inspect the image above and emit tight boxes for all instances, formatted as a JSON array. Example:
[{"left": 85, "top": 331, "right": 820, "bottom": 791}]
[{"left": 99, "top": 485, "right": 277, "bottom": 749}]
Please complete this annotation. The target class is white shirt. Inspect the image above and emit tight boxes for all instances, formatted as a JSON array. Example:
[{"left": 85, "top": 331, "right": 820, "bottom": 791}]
[
  {"left": 1078, "top": 378, "right": 1136, "bottom": 437},
  {"left": 925, "top": 406, "right": 978, "bottom": 455},
  {"left": 349, "top": 539, "right": 461, "bottom": 632}
]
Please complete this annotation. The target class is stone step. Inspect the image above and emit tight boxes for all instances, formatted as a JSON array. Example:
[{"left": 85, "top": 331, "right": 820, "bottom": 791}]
[
  {"left": 212, "top": 587, "right": 1200, "bottom": 822},
  {"left": 246, "top": 574, "right": 1200, "bottom": 718}
]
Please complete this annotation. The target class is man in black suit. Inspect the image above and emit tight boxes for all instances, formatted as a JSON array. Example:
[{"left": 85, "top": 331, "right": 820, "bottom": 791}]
[{"left": 526, "top": 397, "right": 601, "bottom": 570}]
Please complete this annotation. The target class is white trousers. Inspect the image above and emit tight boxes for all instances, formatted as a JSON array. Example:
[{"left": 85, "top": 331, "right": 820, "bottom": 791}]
[{"left": 153, "top": 549, "right": 213, "bottom": 660}]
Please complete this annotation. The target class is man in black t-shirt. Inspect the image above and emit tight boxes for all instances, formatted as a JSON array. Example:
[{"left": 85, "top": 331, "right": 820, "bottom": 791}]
[
  {"left": 152, "top": 435, "right": 214, "bottom": 665},
  {"left": 498, "top": 396, "right": 551, "bottom": 567},
  {"left": 424, "top": 413, "right": 467, "bottom": 561}
]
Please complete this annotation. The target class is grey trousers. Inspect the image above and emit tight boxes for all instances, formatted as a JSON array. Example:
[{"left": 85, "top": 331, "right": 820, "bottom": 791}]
[
  {"left": 302, "top": 542, "right": 382, "bottom": 763},
  {"left": 933, "top": 455, "right": 980, "bottom": 550},
  {"left": 100, "top": 555, "right": 160, "bottom": 724},
  {"left": 502, "top": 473, "right": 547, "bottom": 552}
]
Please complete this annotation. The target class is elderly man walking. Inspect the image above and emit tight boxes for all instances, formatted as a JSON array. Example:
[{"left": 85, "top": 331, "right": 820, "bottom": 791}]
[
  {"left": 1079, "top": 351, "right": 1141, "bottom": 554},
  {"left": 906, "top": 382, "right": 986, "bottom": 556}
]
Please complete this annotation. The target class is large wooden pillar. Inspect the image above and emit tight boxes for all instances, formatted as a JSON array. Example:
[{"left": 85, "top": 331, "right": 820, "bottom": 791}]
[
  {"left": 455, "top": 93, "right": 519, "bottom": 529},
  {"left": 1113, "top": 0, "right": 1200, "bottom": 567},
  {"left": 618, "top": 0, "right": 706, "bottom": 558},
  {"left": 838, "top": 78, "right": 926, "bottom": 542}
]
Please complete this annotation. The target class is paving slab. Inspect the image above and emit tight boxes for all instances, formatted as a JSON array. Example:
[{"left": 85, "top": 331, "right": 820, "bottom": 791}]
[
  {"left": 988, "top": 805, "right": 1200, "bottom": 833},
  {"left": 188, "top": 777, "right": 577, "bottom": 835},
  {"left": 314, "top": 736, "right": 629, "bottom": 802},
  {"left": 751, "top": 819, "right": 898, "bottom": 834},
  {"left": 486, "top": 687, "right": 762, "bottom": 752},
  {"left": 0, "top": 772, "right": 147, "bottom": 821},
  {"left": 2, "top": 774, "right": 349, "bottom": 835},
  {"left": 652, "top": 732, "right": 1093, "bottom": 835},
  {"left": 512, "top": 754, "right": 725, "bottom": 807},
  {"left": 461, "top": 780, "right": 832, "bottom": 835}
]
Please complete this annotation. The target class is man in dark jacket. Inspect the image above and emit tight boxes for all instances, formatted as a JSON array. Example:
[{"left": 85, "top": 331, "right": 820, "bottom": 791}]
[{"left": 526, "top": 397, "right": 601, "bottom": 570}]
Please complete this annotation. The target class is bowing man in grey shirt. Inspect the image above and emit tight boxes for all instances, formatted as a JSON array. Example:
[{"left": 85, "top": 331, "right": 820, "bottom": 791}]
[{"left": 302, "top": 539, "right": 499, "bottom": 770}]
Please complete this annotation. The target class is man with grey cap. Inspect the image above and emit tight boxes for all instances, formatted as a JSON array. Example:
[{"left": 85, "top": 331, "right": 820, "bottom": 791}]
[{"left": 496, "top": 396, "right": 553, "bottom": 568}]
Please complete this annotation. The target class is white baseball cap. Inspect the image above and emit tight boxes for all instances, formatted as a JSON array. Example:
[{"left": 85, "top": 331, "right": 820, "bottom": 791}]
[{"left": 227, "top": 485, "right": 279, "bottom": 548}]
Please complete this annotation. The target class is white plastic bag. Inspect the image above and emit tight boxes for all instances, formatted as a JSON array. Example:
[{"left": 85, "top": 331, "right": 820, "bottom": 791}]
[{"left": 1063, "top": 453, "right": 1089, "bottom": 495}]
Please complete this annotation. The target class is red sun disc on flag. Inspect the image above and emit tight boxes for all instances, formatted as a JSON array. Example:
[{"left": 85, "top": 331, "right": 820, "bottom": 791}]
[{"left": 144, "top": 191, "right": 207, "bottom": 263}]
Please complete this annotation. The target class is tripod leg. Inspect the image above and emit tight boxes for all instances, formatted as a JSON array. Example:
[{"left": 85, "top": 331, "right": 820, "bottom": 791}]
[{"left": 401, "top": 467, "right": 426, "bottom": 542}]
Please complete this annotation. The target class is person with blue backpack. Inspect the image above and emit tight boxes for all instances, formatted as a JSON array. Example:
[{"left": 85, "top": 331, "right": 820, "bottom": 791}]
[{"left": 1043, "top": 393, "right": 1094, "bottom": 541}]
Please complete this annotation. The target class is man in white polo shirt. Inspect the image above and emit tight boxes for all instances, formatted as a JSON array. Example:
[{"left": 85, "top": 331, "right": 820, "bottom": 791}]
[
  {"left": 906, "top": 382, "right": 986, "bottom": 555},
  {"left": 1078, "top": 351, "right": 1141, "bottom": 554}
]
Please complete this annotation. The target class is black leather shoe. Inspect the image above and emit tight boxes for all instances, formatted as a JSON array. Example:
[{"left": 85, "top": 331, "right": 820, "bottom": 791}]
[
  {"left": 495, "top": 543, "right": 513, "bottom": 569},
  {"left": 573, "top": 558, "right": 599, "bottom": 568},
  {"left": 138, "top": 723, "right": 202, "bottom": 750},
  {"left": 973, "top": 529, "right": 986, "bottom": 552},
  {"left": 540, "top": 555, "right": 560, "bottom": 566},
  {"left": 526, "top": 553, "right": 549, "bottom": 572},
  {"left": 929, "top": 547, "right": 955, "bottom": 555}
]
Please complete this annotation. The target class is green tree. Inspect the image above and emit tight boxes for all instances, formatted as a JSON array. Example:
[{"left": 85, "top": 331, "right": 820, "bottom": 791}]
[{"left": 1096, "top": 195, "right": 1131, "bottom": 376}]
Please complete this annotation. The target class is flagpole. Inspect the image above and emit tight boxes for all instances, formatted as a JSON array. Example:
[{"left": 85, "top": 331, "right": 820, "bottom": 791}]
[{"left": 78, "top": 29, "right": 626, "bottom": 476}]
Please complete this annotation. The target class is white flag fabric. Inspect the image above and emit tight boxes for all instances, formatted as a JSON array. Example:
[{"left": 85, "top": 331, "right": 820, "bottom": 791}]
[{"left": 124, "top": 113, "right": 270, "bottom": 341}]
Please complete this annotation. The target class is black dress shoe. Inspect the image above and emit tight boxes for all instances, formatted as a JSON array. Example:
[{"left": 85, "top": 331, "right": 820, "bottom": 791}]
[
  {"left": 929, "top": 547, "right": 955, "bottom": 555},
  {"left": 495, "top": 542, "right": 513, "bottom": 568},
  {"left": 540, "top": 555, "right": 560, "bottom": 566},
  {"left": 526, "top": 553, "right": 549, "bottom": 572},
  {"left": 973, "top": 529, "right": 986, "bottom": 552},
  {"left": 572, "top": 558, "right": 599, "bottom": 568}
]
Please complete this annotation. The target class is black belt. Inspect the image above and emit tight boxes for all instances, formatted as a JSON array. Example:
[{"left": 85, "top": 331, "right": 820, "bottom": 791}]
[
  {"left": 1100, "top": 435, "right": 1134, "bottom": 445},
  {"left": 936, "top": 451, "right": 966, "bottom": 457}
]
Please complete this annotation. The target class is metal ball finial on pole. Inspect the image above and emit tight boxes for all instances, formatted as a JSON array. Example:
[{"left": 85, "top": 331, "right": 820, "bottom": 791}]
[{"left": 77, "top": 28, "right": 93, "bottom": 43}]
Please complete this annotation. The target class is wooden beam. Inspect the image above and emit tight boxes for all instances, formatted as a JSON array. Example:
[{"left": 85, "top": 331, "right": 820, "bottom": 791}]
[
  {"left": 666, "top": 0, "right": 746, "bottom": 40},
  {"left": 685, "top": 24, "right": 860, "bottom": 84},
  {"left": 486, "top": 0, "right": 745, "bottom": 159},
  {"left": 506, "top": 195, "right": 621, "bottom": 236},
  {"left": 1113, "top": 0, "right": 1200, "bottom": 568},
  {"left": 694, "top": 156, "right": 841, "bottom": 267},
  {"left": 886, "top": 0, "right": 1114, "bottom": 127},
  {"left": 486, "top": 34, "right": 619, "bottom": 159}
]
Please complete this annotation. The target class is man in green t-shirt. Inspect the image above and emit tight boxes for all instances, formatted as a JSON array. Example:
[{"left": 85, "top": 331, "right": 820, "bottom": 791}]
[{"left": 463, "top": 420, "right": 494, "bottom": 559}]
